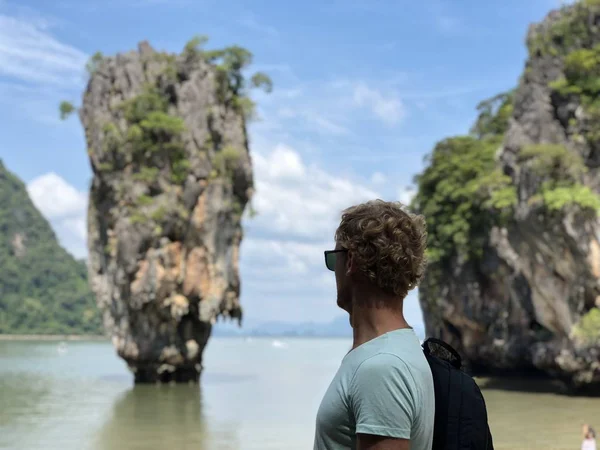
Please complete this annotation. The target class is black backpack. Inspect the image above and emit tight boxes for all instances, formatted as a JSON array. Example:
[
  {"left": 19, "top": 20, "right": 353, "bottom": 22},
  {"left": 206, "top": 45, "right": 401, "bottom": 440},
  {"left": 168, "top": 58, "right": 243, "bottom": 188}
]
[{"left": 422, "top": 338, "right": 494, "bottom": 450}]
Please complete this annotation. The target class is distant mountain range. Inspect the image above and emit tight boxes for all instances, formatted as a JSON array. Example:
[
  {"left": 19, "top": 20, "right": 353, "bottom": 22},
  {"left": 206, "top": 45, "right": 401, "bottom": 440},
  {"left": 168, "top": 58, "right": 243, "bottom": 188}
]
[{"left": 213, "top": 315, "right": 425, "bottom": 339}]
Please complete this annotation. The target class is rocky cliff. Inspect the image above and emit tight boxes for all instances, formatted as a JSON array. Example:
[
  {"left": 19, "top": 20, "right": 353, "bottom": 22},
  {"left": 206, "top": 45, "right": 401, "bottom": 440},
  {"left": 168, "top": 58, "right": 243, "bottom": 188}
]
[
  {"left": 0, "top": 161, "right": 101, "bottom": 335},
  {"left": 67, "top": 38, "right": 270, "bottom": 382},
  {"left": 414, "top": 0, "right": 600, "bottom": 394}
]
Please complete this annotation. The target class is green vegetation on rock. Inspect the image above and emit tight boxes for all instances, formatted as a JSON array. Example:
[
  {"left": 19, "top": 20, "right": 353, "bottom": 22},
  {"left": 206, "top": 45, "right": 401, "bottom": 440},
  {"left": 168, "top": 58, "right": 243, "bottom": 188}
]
[
  {"left": 182, "top": 35, "right": 209, "bottom": 60},
  {"left": 200, "top": 41, "right": 273, "bottom": 120},
  {"left": 517, "top": 143, "right": 600, "bottom": 212},
  {"left": 549, "top": 43, "right": 600, "bottom": 150},
  {"left": 86, "top": 51, "right": 104, "bottom": 74},
  {"left": 416, "top": 1, "right": 600, "bottom": 267},
  {"left": 572, "top": 307, "right": 600, "bottom": 344},
  {"left": 119, "top": 85, "right": 189, "bottom": 184},
  {"left": 412, "top": 134, "right": 516, "bottom": 265},
  {"left": 527, "top": 0, "right": 600, "bottom": 57},
  {"left": 413, "top": 91, "right": 517, "bottom": 265},
  {"left": 0, "top": 161, "right": 102, "bottom": 335},
  {"left": 211, "top": 145, "right": 242, "bottom": 179},
  {"left": 132, "top": 167, "right": 159, "bottom": 183},
  {"left": 59, "top": 101, "right": 75, "bottom": 120},
  {"left": 471, "top": 91, "right": 515, "bottom": 139}
]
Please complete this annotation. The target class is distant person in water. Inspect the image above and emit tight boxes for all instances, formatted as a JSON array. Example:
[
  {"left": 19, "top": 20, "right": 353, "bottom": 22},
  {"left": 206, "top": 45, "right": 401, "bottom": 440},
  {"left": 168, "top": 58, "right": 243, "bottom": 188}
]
[
  {"left": 583, "top": 424, "right": 597, "bottom": 450},
  {"left": 313, "top": 200, "right": 434, "bottom": 450}
]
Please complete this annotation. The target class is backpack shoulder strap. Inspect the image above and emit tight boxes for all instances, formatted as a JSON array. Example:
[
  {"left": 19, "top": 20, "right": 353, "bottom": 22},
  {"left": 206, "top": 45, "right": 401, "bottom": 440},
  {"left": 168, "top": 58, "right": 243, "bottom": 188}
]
[{"left": 423, "top": 337, "right": 462, "bottom": 369}]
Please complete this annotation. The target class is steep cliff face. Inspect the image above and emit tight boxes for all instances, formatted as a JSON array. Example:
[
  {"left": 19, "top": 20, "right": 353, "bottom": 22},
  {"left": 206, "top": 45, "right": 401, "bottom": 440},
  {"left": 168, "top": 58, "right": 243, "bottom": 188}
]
[
  {"left": 0, "top": 161, "right": 101, "bottom": 335},
  {"left": 415, "top": 1, "right": 600, "bottom": 393},
  {"left": 76, "top": 39, "right": 265, "bottom": 382}
]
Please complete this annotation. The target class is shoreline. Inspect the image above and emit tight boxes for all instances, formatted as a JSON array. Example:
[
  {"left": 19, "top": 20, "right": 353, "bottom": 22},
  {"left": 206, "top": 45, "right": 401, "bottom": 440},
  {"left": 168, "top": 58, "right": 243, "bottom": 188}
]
[{"left": 0, "top": 334, "right": 108, "bottom": 341}]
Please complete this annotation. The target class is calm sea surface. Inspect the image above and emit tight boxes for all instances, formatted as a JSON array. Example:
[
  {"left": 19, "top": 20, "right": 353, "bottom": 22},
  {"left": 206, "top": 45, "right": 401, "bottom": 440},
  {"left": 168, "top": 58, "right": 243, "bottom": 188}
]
[{"left": 0, "top": 338, "right": 598, "bottom": 450}]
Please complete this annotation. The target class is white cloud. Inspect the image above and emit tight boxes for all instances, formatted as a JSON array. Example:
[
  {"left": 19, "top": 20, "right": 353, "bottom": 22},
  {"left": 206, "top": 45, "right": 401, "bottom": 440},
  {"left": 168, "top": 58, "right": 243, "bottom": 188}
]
[
  {"left": 242, "top": 238, "right": 329, "bottom": 277},
  {"left": 27, "top": 172, "right": 88, "bottom": 258},
  {"left": 255, "top": 144, "right": 306, "bottom": 180},
  {"left": 371, "top": 172, "right": 387, "bottom": 185},
  {"left": 249, "top": 144, "right": 380, "bottom": 239},
  {"left": 0, "top": 14, "right": 87, "bottom": 86},
  {"left": 353, "top": 82, "right": 405, "bottom": 125},
  {"left": 398, "top": 186, "right": 416, "bottom": 206},
  {"left": 63, "top": 216, "right": 87, "bottom": 241},
  {"left": 236, "top": 143, "right": 385, "bottom": 323},
  {"left": 27, "top": 172, "right": 87, "bottom": 218},
  {"left": 255, "top": 78, "right": 409, "bottom": 139}
]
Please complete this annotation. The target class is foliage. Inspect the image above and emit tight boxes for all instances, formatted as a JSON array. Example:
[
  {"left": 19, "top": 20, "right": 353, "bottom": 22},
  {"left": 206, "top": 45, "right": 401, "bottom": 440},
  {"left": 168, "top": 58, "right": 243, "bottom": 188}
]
[
  {"left": 151, "top": 206, "right": 168, "bottom": 222},
  {"left": 129, "top": 212, "right": 147, "bottom": 225},
  {"left": 86, "top": 51, "right": 104, "bottom": 74},
  {"left": 122, "top": 87, "right": 168, "bottom": 124},
  {"left": 183, "top": 35, "right": 209, "bottom": 59},
  {"left": 518, "top": 143, "right": 587, "bottom": 179},
  {"left": 132, "top": 167, "right": 159, "bottom": 183},
  {"left": 206, "top": 46, "right": 253, "bottom": 95},
  {"left": 247, "top": 202, "right": 258, "bottom": 219},
  {"left": 551, "top": 45, "right": 600, "bottom": 99},
  {"left": 534, "top": 183, "right": 600, "bottom": 212},
  {"left": 211, "top": 145, "right": 242, "bottom": 179},
  {"left": 232, "top": 96, "right": 258, "bottom": 121},
  {"left": 471, "top": 91, "right": 515, "bottom": 139},
  {"left": 250, "top": 72, "right": 274, "bottom": 93},
  {"left": 136, "top": 194, "right": 154, "bottom": 206},
  {"left": 549, "top": 44, "right": 600, "bottom": 149},
  {"left": 527, "top": 0, "right": 600, "bottom": 57},
  {"left": 202, "top": 41, "right": 273, "bottom": 118},
  {"left": 518, "top": 143, "right": 600, "bottom": 213},
  {"left": 231, "top": 199, "right": 244, "bottom": 216},
  {"left": 59, "top": 101, "right": 75, "bottom": 120},
  {"left": 572, "top": 307, "right": 600, "bottom": 344},
  {"left": 102, "top": 122, "right": 122, "bottom": 155},
  {"left": 0, "top": 161, "right": 102, "bottom": 335},
  {"left": 412, "top": 135, "right": 516, "bottom": 265},
  {"left": 120, "top": 86, "right": 189, "bottom": 183}
]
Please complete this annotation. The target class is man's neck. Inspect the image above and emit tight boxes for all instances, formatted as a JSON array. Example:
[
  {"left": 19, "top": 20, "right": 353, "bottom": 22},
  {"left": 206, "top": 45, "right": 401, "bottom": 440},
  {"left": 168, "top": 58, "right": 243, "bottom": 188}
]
[{"left": 350, "top": 301, "right": 410, "bottom": 350}]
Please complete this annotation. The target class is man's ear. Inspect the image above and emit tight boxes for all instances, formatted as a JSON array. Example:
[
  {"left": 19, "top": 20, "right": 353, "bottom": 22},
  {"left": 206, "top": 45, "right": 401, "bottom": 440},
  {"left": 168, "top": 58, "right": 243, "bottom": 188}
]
[{"left": 346, "top": 251, "right": 355, "bottom": 275}]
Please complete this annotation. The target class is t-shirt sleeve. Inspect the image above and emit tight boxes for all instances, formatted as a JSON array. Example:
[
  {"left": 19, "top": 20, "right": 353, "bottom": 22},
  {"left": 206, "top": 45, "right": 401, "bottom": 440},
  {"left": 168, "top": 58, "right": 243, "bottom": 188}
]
[{"left": 349, "top": 353, "right": 416, "bottom": 439}]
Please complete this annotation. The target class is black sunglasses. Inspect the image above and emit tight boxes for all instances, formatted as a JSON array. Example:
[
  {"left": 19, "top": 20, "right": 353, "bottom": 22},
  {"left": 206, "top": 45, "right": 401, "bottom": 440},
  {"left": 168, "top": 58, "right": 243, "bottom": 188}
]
[{"left": 324, "top": 249, "right": 348, "bottom": 271}]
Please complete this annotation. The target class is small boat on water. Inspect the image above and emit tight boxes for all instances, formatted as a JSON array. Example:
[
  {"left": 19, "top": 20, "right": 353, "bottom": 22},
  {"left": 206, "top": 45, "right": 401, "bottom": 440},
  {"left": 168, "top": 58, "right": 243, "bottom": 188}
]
[
  {"left": 57, "top": 342, "right": 68, "bottom": 355},
  {"left": 271, "top": 340, "right": 288, "bottom": 349}
]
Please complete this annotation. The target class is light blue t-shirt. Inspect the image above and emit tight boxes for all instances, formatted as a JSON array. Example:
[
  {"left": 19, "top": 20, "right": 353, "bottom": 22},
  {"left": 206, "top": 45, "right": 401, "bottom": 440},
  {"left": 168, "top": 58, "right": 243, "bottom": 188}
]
[{"left": 313, "top": 328, "right": 434, "bottom": 450}]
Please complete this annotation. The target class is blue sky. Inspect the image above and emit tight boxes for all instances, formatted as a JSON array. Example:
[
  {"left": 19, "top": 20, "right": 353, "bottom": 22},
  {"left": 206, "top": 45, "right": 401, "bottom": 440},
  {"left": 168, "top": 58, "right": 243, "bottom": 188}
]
[{"left": 0, "top": 0, "right": 564, "bottom": 330}]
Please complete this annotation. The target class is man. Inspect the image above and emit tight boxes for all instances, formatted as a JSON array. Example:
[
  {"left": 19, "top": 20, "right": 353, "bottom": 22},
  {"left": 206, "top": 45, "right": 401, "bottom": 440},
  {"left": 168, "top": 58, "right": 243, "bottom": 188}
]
[{"left": 314, "top": 200, "right": 434, "bottom": 450}]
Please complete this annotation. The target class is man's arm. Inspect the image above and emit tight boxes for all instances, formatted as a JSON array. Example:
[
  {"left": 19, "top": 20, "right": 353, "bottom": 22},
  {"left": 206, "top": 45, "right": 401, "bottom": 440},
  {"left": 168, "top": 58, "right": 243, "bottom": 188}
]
[
  {"left": 350, "top": 354, "right": 416, "bottom": 449},
  {"left": 357, "top": 433, "right": 410, "bottom": 450}
]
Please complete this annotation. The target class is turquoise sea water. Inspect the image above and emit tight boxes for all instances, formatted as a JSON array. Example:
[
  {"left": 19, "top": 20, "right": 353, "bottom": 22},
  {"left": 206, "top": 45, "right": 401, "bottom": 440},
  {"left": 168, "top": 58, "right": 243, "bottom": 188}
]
[{"left": 0, "top": 338, "right": 598, "bottom": 450}]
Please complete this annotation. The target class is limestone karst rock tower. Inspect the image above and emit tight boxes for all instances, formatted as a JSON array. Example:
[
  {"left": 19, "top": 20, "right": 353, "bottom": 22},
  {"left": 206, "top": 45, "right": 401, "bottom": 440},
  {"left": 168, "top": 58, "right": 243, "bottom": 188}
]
[
  {"left": 74, "top": 38, "right": 269, "bottom": 383},
  {"left": 414, "top": 1, "right": 600, "bottom": 393}
]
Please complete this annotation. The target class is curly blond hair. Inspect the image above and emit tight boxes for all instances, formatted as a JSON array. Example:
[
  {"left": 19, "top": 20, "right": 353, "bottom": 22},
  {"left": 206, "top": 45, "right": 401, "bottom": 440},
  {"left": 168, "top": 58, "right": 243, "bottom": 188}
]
[{"left": 335, "top": 199, "right": 428, "bottom": 300}]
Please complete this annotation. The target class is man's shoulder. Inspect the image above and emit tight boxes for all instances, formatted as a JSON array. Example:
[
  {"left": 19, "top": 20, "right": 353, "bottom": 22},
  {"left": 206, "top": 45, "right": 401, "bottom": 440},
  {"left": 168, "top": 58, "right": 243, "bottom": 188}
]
[{"left": 352, "top": 351, "right": 429, "bottom": 387}]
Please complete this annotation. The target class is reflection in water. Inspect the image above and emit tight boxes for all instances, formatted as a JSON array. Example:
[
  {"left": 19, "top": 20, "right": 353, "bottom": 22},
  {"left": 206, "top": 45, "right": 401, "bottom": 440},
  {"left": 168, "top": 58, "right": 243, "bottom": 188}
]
[
  {"left": 0, "top": 373, "right": 52, "bottom": 427},
  {"left": 2, "top": 340, "right": 600, "bottom": 450},
  {"left": 94, "top": 385, "right": 240, "bottom": 450}
]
